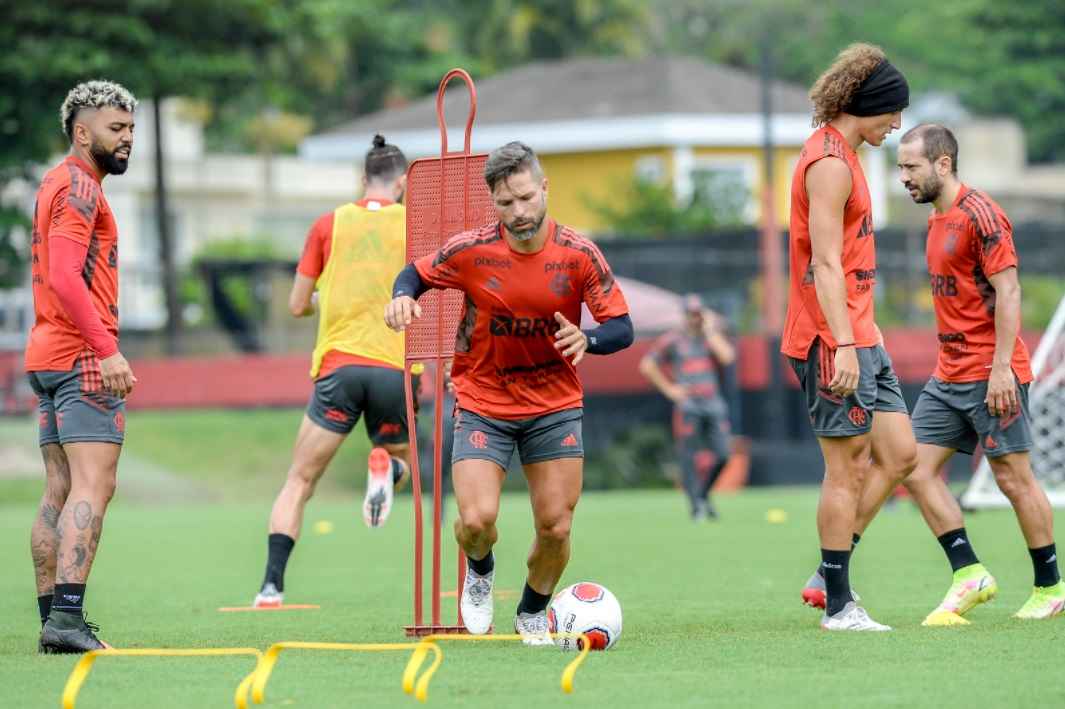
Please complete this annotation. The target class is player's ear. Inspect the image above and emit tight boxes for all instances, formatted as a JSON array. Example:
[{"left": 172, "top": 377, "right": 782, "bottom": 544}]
[
  {"left": 541, "top": 176, "right": 548, "bottom": 195},
  {"left": 72, "top": 119, "right": 90, "bottom": 149}
]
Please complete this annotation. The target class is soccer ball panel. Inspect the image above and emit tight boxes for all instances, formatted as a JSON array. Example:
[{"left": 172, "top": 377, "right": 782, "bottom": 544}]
[{"left": 548, "top": 581, "right": 622, "bottom": 651}]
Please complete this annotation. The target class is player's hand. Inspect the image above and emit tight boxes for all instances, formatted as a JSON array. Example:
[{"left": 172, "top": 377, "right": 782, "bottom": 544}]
[
  {"left": 553, "top": 312, "right": 588, "bottom": 365},
  {"left": 100, "top": 351, "right": 137, "bottom": 398},
  {"left": 384, "top": 295, "right": 421, "bottom": 331},
  {"left": 829, "top": 346, "right": 859, "bottom": 397},
  {"left": 701, "top": 309, "right": 722, "bottom": 336},
  {"left": 665, "top": 383, "right": 688, "bottom": 405},
  {"left": 986, "top": 364, "right": 1019, "bottom": 418}
]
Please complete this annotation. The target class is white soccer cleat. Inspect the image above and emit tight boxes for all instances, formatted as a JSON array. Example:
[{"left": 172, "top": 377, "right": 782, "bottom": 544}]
[
  {"left": 821, "top": 602, "right": 891, "bottom": 632},
  {"left": 514, "top": 610, "right": 553, "bottom": 646},
  {"left": 460, "top": 568, "right": 494, "bottom": 634},
  {"left": 253, "top": 582, "right": 283, "bottom": 609},
  {"left": 362, "top": 447, "right": 394, "bottom": 528}
]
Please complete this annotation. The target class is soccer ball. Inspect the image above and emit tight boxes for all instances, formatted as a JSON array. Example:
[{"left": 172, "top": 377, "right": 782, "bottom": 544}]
[{"left": 547, "top": 581, "right": 622, "bottom": 651}]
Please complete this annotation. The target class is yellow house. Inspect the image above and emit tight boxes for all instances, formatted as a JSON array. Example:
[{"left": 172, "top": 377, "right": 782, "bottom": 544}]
[{"left": 301, "top": 57, "right": 890, "bottom": 234}]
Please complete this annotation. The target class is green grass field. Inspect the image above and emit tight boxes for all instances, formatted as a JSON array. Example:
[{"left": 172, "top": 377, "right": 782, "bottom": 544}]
[{"left": 2, "top": 409, "right": 1064, "bottom": 708}]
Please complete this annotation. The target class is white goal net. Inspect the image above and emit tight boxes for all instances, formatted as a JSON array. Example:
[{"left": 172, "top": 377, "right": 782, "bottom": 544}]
[{"left": 961, "top": 295, "right": 1065, "bottom": 508}]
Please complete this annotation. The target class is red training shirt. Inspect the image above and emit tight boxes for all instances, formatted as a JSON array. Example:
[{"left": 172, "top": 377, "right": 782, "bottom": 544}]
[
  {"left": 926, "top": 185, "right": 1032, "bottom": 383},
  {"left": 414, "top": 219, "right": 629, "bottom": 419},
  {"left": 26, "top": 156, "right": 120, "bottom": 371},
  {"left": 782, "top": 125, "right": 878, "bottom": 359}
]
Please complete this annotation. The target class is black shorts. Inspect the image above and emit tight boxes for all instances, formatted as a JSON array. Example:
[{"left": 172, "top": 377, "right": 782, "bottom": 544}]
[
  {"left": 28, "top": 352, "right": 125, "bottom": 446},
  {"left": 451, "top": 408, "right": 583, "bottom": 469},
  {"left": 306, "top": 365, "right": 416, "bottom": 444},
  {"left": 788, "top": 339, "right": 908, "bottom": 438},
  {"left": 912, "top": 377, "right": 1032, "bottom": 457}
]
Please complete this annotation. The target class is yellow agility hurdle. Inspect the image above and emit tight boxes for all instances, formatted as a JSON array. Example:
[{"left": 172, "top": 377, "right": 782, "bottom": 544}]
[
  {"left": 249, "top": 641, "right": 444, "bottom": 704},
  {"left": 404, "top": 633, "right": 593, "bottom": 694},
  {"left": 60, "top": 647, "right": 264, "bottom": 709}
]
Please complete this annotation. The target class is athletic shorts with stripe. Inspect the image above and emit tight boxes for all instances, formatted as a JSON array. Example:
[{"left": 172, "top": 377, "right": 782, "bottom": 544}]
[
  {"left": 306, "top": 365, "right": 417, "bottom": 444},
  {"left": 451, "top": 407, "right": 583, "bottom": 469},
  {"left": 912, "top": 377, "right": 1032, "bottom": 458},
  {"left": 787, "top": 339, "right": 907, "bottom": 438},
  {"left": 28, "top": 351, "right": 126, "bottom": 446}
]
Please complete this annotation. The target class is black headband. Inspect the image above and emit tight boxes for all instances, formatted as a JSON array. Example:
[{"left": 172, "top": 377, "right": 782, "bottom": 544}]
[{"left": 844, "top": 59, "right": 909, "bottom": 117}]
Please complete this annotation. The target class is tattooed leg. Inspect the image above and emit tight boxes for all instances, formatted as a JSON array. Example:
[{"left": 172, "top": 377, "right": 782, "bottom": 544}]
[
  {"left": 30, "top": 444, "right": 71, "bottom": 595},
  {"left": 55, "top": 442, "right": 119, "bottom": 585}
]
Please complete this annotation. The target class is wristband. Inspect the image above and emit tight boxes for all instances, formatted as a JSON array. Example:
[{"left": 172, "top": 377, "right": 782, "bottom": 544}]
[{"left": 835, "top": 342, "right": 855, "bottom": 348}]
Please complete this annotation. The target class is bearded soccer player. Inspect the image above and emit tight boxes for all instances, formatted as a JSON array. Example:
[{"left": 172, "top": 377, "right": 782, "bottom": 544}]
[
  {"left": 28, "top": 80, "right": 137, "bottom": 653},
  {"left": 640, "top": 294, "right": 736, "bottom": 520},
  {"left": 897, "top": 123, "right": 1064, "bottom": 622},
  {"left": 386, "top": 142, "right": 633, "bottom": 644},
  {"left": 253, "top": 136, "right": 415, "bottom": 608},
  {"left": 782, "top": 44, "right": 918, "bottom": 631}
]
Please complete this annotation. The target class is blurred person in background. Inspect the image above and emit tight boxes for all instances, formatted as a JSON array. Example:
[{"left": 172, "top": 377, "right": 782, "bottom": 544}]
[
  {"left": 781, "top": 43, "right": 916, "bottom": 631},
  {"left": 897, "top": 123, "right": 1063, "bottom": 622},
  {"left": 28, "top": 80, "right": 137, "bottom": 653},
  {"left": 253, "top": 135, "right": 415, "bottom": 608},
  {"left": 640, "top": 294, "right": 735, "bottom": 521}
]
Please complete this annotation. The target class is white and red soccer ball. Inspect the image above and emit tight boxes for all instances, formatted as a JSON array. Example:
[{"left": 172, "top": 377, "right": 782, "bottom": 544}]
[{"left": 547, "top": 581, "right": 622, "bottom": 651}]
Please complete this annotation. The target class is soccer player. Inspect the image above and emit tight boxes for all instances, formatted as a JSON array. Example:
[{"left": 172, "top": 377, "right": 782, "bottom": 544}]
[
  {"left": 781, "top": 44, "right": 916, "bottom": 631},
  {"left": 28, "top": 80, "right": 137, "bottom": 653},
  {"left": 640, "top": 294, "right": 735, "bottom": 520},
  {"left": 897, "top": 123, "right": 1064, "bottom": 621},
  {"left": 385, "top": 142, "right": 633, "bottom": 644},
  {"left": 253, "top": 136, "right": 415, "bottom": 608}
]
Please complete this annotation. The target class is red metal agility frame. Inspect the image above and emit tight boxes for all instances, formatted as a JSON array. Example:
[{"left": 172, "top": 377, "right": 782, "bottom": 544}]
[{"left": 403, "top": 69, "right": 494, "bottom": 636}]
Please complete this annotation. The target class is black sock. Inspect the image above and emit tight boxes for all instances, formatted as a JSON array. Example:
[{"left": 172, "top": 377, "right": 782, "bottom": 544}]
[
  {"left": 263, "top": 533, "right": 295, "bottom": 592},
  {"left": 516, "top": 582, "right": 551, "bottom": 615},
  {"left": 467, "top": 550, "right": 494, "bottom": 576},
  {"left": 937, "top": 528, "right": 980, "bottom": 572},
  {"left": 1029, "top": 543, "right": 1061, "bottom": 588},
  {"left": 817, "top": 534, "right": 860, "bottom": 580},
  {"left": 391, "top": 457, "right": 407, "bottom": 486},
  {"left": 38, "top": 594, "right": 53, "bottom": 626},
  {"left": 52, "top": 583, "right": 86, "bottom": 616},
  {"left": 821, "top": 549, "right": 853, "bottom": 616}
]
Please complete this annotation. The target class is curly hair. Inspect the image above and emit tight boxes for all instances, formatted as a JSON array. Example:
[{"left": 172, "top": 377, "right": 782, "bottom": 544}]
[
  {"left": 809, "top": 43, "right": 886, "bottom": 127},
  {"left": 60, "top": 79, "right": 138, "bottom": 141}
]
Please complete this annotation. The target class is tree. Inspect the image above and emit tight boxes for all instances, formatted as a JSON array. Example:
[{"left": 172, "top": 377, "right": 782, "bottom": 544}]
[
  {"left": 650, "top": 0, "right": 1065, "bottom": 163},
  {"left": 586, "top": 173, "right": 748, "bottom": 238},
  {"left": 1, "top": 1, "right": 290, "bottom": 351}
]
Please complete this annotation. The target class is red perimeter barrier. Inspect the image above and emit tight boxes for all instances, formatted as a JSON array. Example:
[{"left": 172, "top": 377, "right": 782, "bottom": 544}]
[{"left": 1, "top": 330, "right": 1042, "bottom": 415}]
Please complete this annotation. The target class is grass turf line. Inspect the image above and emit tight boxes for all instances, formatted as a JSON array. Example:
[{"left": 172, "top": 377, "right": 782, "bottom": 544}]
[{"left": 1, "top": 487, "right": 1063, "bottom": 707}]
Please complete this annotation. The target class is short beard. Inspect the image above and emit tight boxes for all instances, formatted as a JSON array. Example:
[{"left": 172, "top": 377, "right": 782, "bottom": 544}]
[
  {"left": 508, "top": 217, "right": 543, "bottom": 242},
  {"left": 506, "top": 193, "right": 546, "bottom": 241},
  {"left": 912, "top": 175, "right": 942, "bottom": 204},
  {"left": 91, "top": 141, "right": 129, "bottom": 175}
]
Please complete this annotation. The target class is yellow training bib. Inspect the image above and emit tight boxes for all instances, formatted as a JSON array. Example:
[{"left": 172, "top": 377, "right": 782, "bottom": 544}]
[{"left": 310, "top": 202, "right": 406, "bottom": 377}]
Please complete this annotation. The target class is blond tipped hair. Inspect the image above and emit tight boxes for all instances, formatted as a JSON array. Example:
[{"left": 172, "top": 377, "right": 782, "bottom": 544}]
[
  {"left": 809, "top": 43, "right": 886, "bottom": 127},
  {"left": 60, "top": 79, "right": 138, "bottom": 141}
]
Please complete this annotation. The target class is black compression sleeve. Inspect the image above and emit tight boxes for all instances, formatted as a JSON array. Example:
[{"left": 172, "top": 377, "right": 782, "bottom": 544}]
[
  {"left": 583, "top": 314, "right": 634, "bottom": 355},
  {"left": 392, "top": 263, "right": 429, "bottom": 299}
]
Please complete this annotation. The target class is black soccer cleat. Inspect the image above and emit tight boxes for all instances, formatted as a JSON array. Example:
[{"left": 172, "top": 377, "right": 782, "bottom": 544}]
[{"left": 40, "top": 612, "right": 107, "bottom": 654}]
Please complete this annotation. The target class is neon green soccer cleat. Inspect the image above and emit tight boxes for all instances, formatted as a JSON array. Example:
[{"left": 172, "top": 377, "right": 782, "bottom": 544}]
[
  {"left": 922, "top": 564, "right": 997, "bottom": 626},
  {"left": 1014, "top": 580, "right": 1065, "bottom": 620}
]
